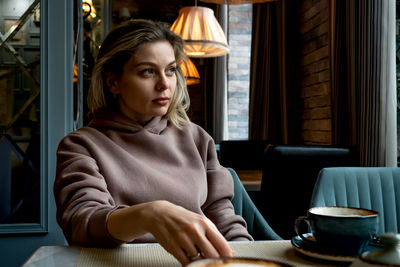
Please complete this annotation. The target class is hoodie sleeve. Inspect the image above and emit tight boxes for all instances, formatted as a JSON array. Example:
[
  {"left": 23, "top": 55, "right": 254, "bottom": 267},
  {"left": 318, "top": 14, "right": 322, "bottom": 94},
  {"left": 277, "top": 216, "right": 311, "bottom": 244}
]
[
  {"left": 199, "top": 134, "right": 253, "bottom": 241},
  {"left": 54, "top": 132, "right": 125, "bottom": 247}
]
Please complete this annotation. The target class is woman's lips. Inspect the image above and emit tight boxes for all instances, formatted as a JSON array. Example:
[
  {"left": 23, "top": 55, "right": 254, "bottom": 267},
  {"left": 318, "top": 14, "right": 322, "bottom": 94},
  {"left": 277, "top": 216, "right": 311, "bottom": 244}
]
[{"left": 152, "top": 97, "right": 170, "bottom": 106}]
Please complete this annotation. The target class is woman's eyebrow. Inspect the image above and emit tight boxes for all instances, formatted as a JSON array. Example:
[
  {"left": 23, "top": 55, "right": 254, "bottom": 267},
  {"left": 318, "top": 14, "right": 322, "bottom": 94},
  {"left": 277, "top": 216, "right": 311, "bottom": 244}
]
[
  {"left": 134, "top": 60, "right": 177, "bottom": 68},
  {"left": 134, "top": 61, "right": 155, "bottom": 68}
]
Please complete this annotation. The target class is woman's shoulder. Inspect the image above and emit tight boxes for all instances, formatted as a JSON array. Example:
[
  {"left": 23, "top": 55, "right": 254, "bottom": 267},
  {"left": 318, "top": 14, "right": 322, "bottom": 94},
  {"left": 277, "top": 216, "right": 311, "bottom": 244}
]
[
  {"left": 58, "top": 126, "right": 101, "bottom": 146},
  {"left": 176, "top": 121, "right": 215, "bottom": 149},
  {"left": 180, "top": 121, "right": 212, "bottom": 138},
  {"left": 66, "top": 125, "right": 99, "bottom": 137}
]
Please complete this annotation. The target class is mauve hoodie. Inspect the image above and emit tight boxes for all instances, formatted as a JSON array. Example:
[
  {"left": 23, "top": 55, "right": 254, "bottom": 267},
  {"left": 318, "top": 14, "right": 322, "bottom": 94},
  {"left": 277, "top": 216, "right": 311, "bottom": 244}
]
[{"left": 54, "top": 111, "right": 252, "bottom": 247}]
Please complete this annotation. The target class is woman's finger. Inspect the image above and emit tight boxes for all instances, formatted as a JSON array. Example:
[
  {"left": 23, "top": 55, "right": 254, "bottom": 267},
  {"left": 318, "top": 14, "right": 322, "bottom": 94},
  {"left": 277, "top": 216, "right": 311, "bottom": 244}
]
[
  {"left": 145, "top": 201, "right": 233, "bottom": 263},
  {"left": 204, "top": 219, "right": 234, "bottom": 257},
  {"left": 192, "top": 234, "right": 219, "bottom": 259},
  {"left": 188, "top": 217, "right": 232, "bottom": 259},
  {"left": 178, "top": 234, "right": 204, "bottom": 263},
  {"left": 158, "top": 237, "right": 193, "bottom": 266},
  {"left": 174, "top": 248, "right": 192, "bottom": 266}
]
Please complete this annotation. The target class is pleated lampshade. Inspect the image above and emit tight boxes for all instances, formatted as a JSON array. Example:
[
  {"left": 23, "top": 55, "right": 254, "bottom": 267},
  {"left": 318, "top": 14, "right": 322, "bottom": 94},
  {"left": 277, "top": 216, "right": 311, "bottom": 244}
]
[
  {"left": 200, "top": 0, "right": 278, "bottom": 4},
  {"left": 170, "top": 6, "right": 229, "bottom": 58},
  {"left": 180, "top": 58, "right": 200, "bottom": 85}
]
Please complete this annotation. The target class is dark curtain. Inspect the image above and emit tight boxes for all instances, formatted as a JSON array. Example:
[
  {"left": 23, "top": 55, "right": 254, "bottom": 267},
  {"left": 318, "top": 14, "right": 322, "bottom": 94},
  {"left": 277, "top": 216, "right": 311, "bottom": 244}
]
[
  {"left": 202, "top": 5, "right": 228, "bottom": 142},
  {"left": 331, "top": 0, "right": 353, "bottom": 147},
  {"left": 332, "top": 0, "right": 397, "bottom": 166},
  {"left": 249, "top": 0, "right": 300, "bottom": 143},
  {"left": 212, "top": 5, "right": 228, "bottom": 143}
]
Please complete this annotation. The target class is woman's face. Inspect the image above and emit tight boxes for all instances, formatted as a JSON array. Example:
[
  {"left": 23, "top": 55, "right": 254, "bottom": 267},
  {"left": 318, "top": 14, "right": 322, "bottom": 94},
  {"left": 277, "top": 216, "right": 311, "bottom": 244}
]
[{"left": 107, "top": 41, "right": 177, "bottom": 124}]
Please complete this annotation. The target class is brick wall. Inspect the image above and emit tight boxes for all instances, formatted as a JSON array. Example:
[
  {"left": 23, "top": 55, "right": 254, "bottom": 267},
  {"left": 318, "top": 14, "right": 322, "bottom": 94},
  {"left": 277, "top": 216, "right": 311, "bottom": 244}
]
[
  {"left": 299, "top": 0, "right": 332, "bottom": 145},
  {"left": 227, "top": 4, "right": 252, "bottom": 140}
]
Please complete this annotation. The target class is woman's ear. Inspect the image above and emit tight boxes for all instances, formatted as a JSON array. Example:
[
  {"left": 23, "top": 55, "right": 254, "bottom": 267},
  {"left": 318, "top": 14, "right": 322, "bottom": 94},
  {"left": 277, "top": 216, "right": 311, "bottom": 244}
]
[{"left": 105, "top": 72, "right": 119, "bottom": 94}]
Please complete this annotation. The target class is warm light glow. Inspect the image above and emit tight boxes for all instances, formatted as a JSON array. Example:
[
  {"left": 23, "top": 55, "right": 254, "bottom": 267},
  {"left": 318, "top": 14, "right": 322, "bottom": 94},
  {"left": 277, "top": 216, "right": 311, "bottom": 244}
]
[
  {"left": 180, "top": 58, "right": 200, "bottom": 85},
  {"left": 200, "top": 0, "right": 279, "bottom": 4},
  {"left": 187, "top": 51, "right": 206, "bottom": 56},
  {"left": 83, "top": 0, "right": 97, "bottom": 18},
  {"left": 170, "top": 7, "right": 229, "bottom": 58},
  {"left": 82, "top": 4, "right": 90, "bottom": 13}
]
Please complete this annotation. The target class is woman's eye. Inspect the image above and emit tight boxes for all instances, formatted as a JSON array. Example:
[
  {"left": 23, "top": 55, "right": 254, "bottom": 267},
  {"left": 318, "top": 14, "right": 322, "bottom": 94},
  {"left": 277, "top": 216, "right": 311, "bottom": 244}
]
[
  {"left": 141, "top": 69, "right": 154, "bottom": 76},
  {"left": 166, "top": 66, "right": 176, "bottom": 76}
]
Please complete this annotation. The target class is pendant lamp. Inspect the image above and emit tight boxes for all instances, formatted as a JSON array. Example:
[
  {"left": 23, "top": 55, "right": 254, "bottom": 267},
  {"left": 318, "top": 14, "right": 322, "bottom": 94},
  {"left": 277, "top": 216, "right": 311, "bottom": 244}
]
[
  {"left": 180, "top": 58, "right": 200, "bottom": 85},
  {"left": 170, "top": 6, "right": 229, "bottom": 58},
  {"left": 82, "top": 0, "right": 97, "bottom": 18},
  {"left": 199, "top": 0, "right": 278, "bottom": 4}
]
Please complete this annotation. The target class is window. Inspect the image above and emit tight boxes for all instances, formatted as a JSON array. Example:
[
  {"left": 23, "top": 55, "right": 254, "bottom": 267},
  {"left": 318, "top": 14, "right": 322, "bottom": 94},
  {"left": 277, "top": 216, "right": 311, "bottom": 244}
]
[
  {"left": 0, "top": 0, "right": 41, "bottom": 225},
  {"left": 227, "top": 4, "right": 252, "bottom": 140},
  {"left": 397, "top": 0, "right": 400, "bottom": 164}
]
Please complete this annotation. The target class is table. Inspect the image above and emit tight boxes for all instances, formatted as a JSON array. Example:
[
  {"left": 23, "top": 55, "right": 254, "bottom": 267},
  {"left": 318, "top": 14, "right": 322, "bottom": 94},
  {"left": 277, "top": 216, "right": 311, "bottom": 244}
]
[
  {"left": 23, "top": 241, "right": 351, "bottom": 267},
  {"left": 236, "top": 170, "right": 262, "bottom": 191}
]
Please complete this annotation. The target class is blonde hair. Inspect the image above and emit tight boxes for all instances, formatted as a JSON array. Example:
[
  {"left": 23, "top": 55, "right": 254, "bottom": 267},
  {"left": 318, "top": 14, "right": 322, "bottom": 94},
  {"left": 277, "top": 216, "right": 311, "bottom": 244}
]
[{"left": 87, "top": 19, "right": 190, "bottom": 128}]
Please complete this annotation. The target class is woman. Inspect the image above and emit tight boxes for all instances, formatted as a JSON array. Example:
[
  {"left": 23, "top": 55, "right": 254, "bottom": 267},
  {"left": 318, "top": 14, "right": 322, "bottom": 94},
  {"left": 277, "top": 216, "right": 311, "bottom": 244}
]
[{"left": 54, "top": 19, "right": 253, "bottom": 266}]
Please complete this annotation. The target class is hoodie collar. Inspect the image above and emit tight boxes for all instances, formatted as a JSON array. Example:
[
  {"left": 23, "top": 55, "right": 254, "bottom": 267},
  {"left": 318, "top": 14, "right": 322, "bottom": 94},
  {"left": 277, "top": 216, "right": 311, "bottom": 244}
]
[{"left": 88, "top": 111, "right": 168, "bottom": 135}]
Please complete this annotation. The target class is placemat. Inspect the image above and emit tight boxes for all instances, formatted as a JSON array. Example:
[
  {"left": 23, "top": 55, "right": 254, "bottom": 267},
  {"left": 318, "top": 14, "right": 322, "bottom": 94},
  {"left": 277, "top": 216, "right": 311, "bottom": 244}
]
[
  {"left": 77, "top": 243, "right": 180, "bottom": 267},
  {"left": 77, "top": 241, "right": 347, "bottom": 267}
]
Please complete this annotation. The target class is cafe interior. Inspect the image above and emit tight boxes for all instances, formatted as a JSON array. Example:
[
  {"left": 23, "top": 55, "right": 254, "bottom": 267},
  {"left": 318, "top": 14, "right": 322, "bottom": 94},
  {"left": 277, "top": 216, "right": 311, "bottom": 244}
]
[{"left": 1, "top": 0, "right": 400, "bottom": 266}]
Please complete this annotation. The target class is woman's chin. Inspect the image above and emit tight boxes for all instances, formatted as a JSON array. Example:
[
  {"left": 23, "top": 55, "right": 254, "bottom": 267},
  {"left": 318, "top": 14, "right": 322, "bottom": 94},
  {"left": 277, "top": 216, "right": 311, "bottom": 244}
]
[{"left": 152, "top": 107, "right": 169, "bottom": 117}]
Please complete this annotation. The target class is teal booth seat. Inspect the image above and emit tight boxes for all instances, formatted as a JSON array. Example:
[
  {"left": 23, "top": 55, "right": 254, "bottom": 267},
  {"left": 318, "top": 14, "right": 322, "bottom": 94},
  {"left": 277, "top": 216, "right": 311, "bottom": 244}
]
[
  {"left": 228, "top": 168, "right": 282, "bottom": 240},
  {"left": 310, "top": 167, "right": 400, "bottom": 235}
]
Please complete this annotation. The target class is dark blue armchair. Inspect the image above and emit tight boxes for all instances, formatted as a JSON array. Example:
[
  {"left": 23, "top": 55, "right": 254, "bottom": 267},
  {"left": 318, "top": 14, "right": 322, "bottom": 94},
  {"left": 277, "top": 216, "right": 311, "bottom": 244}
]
[{"left": 228, "top": 168, "right": 282, "bottom": 240}]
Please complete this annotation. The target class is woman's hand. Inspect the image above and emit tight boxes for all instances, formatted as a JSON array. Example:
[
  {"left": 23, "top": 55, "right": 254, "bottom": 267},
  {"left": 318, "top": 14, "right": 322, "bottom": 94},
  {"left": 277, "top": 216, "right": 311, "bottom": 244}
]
[
  {"left": 107, "top": 200, "right": 233, "bottom": 266},
  {"left": 143, "top": 200, "right": 234, "bottom": 266}
]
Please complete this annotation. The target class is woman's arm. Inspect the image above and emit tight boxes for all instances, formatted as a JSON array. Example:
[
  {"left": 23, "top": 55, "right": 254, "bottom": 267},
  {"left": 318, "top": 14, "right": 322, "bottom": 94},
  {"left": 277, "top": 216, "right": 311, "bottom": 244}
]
[
  {"left": 107, "top": 200, "right": 233, "bottom": 266},
  {"left": 201, "top": 138, "right": 253, "bottom": 241},
  {"left": 54, "top": 132, "right": 125, "bottom": 246}
]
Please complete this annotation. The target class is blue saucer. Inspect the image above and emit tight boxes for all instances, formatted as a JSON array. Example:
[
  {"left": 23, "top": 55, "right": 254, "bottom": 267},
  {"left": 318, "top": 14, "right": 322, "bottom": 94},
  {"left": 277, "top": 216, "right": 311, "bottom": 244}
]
[{"left": 291, "top": 233, "right": 378, "bottom": 262}]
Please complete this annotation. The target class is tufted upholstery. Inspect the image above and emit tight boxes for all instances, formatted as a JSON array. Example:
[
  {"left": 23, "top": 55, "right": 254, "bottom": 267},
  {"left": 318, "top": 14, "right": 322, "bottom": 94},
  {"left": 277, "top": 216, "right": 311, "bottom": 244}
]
[
  {"left": 310, "top": 167, "right": 400, "bottom": 235},
  {"left": 228, "top": 168, "right": 282, "bottom": 240}
]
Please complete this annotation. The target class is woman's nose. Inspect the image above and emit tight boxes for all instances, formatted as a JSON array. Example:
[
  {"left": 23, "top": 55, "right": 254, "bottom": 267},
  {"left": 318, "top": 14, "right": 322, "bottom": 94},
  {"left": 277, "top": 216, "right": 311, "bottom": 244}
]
[{"left": 156, "top": 74, "right": 169, "bottom": 91}]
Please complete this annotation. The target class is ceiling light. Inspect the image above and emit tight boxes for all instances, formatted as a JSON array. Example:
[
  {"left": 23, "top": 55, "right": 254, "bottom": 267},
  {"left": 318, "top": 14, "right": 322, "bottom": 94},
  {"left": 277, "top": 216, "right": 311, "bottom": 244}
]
[
  {"left": 170, "top": 6, "right": 229, "bottom": 58},
  {"left": 181, "top": 58, "right": 200, "bottom": 85},
  {"left": 199, "top": 0, "right": 278, "bottom": 4}
]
